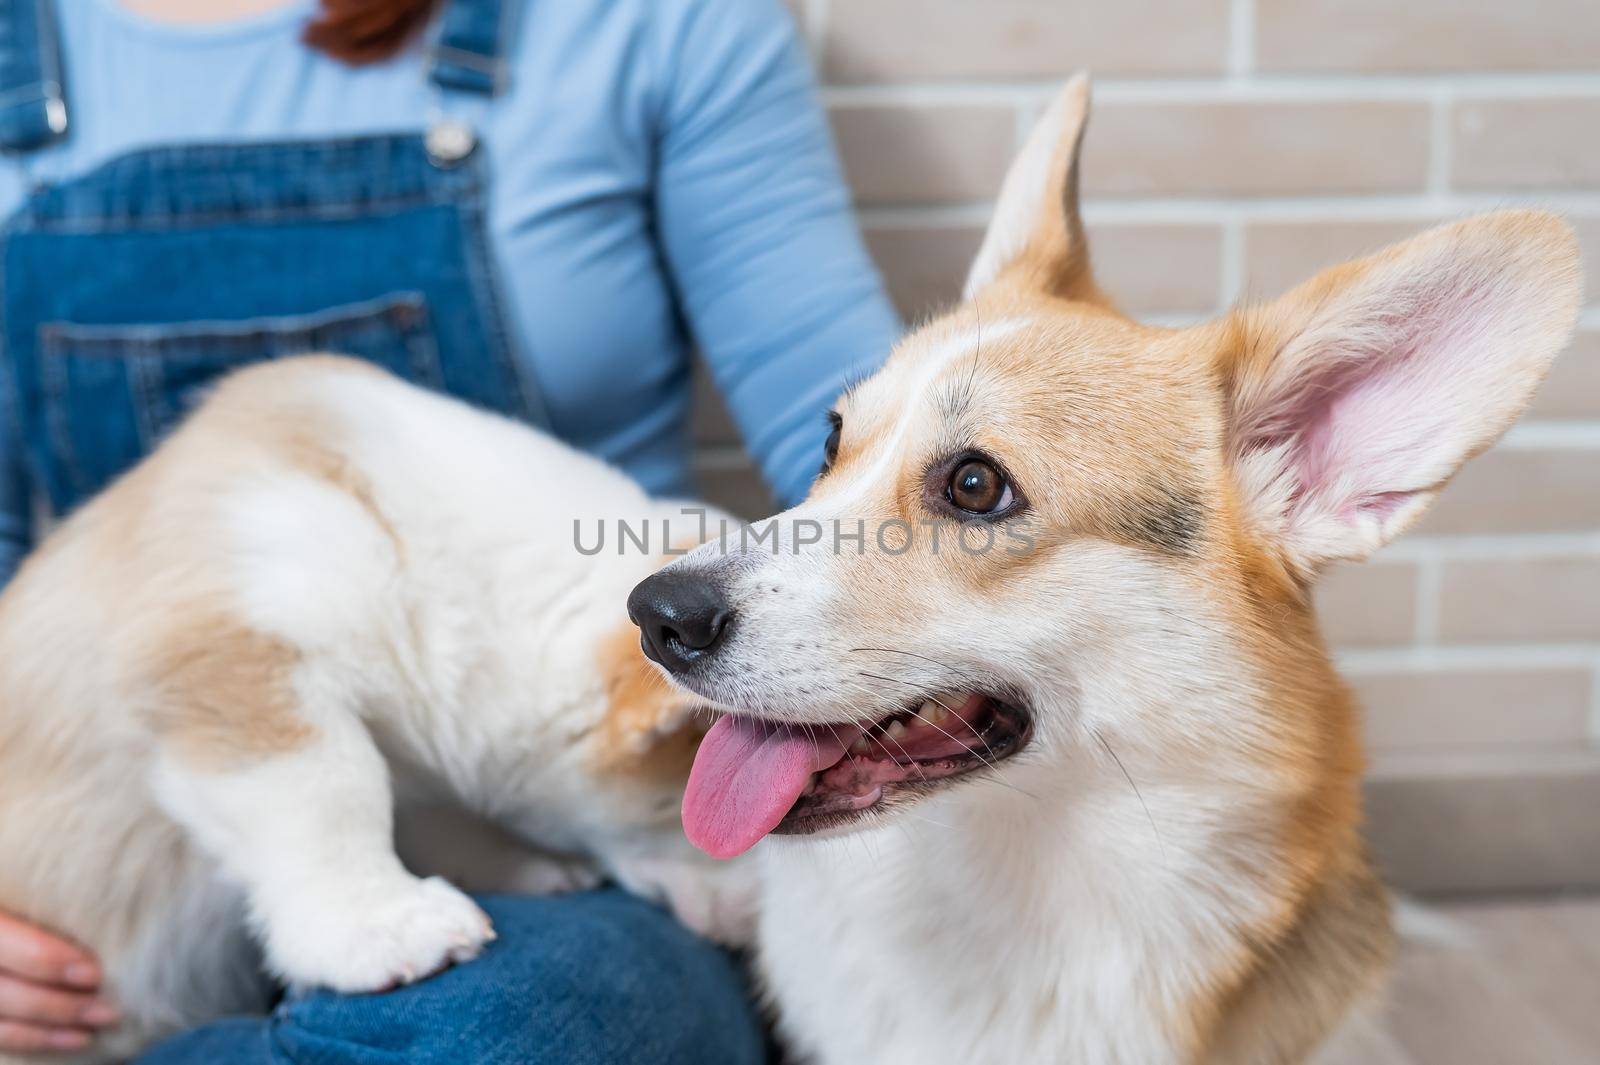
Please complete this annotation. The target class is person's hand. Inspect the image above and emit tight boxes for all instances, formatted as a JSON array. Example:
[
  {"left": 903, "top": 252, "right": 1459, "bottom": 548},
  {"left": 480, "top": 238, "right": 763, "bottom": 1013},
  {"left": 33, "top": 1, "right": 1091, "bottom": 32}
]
[{"left": 0, "top": 911, "right": 118, "bottom": 1053}]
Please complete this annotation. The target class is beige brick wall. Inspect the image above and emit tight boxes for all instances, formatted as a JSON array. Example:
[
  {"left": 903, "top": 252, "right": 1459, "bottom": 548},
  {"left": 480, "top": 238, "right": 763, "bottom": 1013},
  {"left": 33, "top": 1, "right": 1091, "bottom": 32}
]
[{"left": 695, "top": 0, "right": 1600, "bottom": 765}]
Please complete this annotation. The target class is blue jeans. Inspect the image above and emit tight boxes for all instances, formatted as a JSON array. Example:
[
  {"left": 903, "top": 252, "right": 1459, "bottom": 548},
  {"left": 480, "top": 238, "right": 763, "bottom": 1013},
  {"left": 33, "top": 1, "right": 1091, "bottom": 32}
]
[{"left": 136, "top": 892, "right": 765, "bottom": 1065}]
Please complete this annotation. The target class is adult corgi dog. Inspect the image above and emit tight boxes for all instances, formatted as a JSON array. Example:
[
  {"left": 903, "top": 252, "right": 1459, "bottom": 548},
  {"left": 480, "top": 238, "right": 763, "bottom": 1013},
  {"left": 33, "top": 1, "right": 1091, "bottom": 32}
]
[
  {"left": 628, "top": 76, "right": 1583, "bottom": 1064},
  {"left": 0, "top": 357, "right": 752, "bottom": 1063}
]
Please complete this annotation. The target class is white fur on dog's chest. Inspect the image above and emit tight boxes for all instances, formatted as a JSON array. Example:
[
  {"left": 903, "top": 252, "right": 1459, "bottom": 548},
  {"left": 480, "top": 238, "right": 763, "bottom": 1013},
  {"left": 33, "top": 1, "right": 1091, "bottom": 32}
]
[{"left": 757, "top": 826, "right": 1199, "bottom": 1065}]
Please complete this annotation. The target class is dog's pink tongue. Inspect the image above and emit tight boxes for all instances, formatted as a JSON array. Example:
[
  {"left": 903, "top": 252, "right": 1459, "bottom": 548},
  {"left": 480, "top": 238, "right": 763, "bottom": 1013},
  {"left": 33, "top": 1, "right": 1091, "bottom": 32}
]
[{"left": 682, "top": 716, "right": 857, "bottom": 859}]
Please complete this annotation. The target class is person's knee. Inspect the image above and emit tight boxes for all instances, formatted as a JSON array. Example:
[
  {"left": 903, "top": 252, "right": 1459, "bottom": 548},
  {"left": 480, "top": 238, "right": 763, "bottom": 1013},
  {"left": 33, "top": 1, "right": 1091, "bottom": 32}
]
[
  {"left": 274, "top": 891, "right": 764, "bottom": 1065},
  {"left": 476, "top": 891, "right": 765, "bottom": 1063}
]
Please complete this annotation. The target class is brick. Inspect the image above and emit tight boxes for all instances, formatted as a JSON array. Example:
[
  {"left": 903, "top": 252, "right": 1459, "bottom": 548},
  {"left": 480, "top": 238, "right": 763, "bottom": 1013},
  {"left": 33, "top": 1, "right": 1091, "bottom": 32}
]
[
  {"left": 1574, "top": 217, "right": 1600, "bottom": 307},
  {"left": 830, "top": 105, "right": 1015, "bottom": 206},
  {"left": 1257, "top": 0, "right": 1600, "bottom": 73},
  {"left": 1352, "top": 667, "right": 1592, "bottom": 751},
  {"left": 1083, "top": 101, "right": 1431, "bottom": 198},
  {"left": 1452, "top": 98, "right": 1600, "bottom": 191},
  {"left": 863, "top": 222, "right": 1223, "bottom": 320},
  {"left": 1438, "top": 557, "right": 1600, "bottom": 643},
  {"left": 1242, "top": 219, "right": 1437, "bottom": 299},
  {"left": 1532, "top": 331, "right": 1600, "bottom": 419},
  {"left": 862, "top": 225, "right": 982, "bottom": 322},
  {"left": 1243, "top": 215, "right": 1598, "bottom": 307},
  {"left": 1366, "top": 748, "right": 1600, "bottom": 894},
  {"left": 1316, "top": 561, "right": 1419, "bottom": 647},
  {"left": 822, "top": 0, "right": 1228, "bottom": 83},
  {"left": 1085, "top": 223, "right": 1223, "bottom": 314},
  {"left": 1416, "top": 448, "right": 1600, "bottom": 535}
]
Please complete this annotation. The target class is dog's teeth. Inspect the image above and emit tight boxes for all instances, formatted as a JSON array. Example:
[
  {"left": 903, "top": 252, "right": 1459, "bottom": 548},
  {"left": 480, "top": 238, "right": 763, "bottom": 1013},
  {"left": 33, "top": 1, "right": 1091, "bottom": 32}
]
[
  {"left": 850, "top": 737, "right": 872, "bottom": 755},
  {"left": 885, "top": 719, "right": 908, "bottom": 741},
  {"left": 919, "top": 699, "right": 952, "bottom": 725}
]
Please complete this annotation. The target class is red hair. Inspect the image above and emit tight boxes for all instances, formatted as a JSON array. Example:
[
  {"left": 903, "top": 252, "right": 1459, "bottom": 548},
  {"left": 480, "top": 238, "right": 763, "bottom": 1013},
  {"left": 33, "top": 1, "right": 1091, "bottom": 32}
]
[{"left": 303, "top": 0, "right": 438, "bottom": 64}]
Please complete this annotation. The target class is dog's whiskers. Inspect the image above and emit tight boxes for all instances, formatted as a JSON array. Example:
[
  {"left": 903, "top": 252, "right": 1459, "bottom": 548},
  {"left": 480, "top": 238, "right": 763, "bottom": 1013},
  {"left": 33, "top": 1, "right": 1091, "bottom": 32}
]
[
  {"left": 864, "top": 671, "right": 1049, "bottom": 796},
  {"left": 961, "top": 297, "right": 986, "bottom": 412},
  {"left": 845, "top": 646, "right": 957, "bottom": 672},
  {"left": 852, "top": 670, "right": 1042, "bottom": 803},
  {"left": 1090, "top": 727, "right": 1168, "bottom": 867},
  {"left": 831, "top": 678, "right": 927, "bottom": 782},
  {"left": 918, "top": 690, "right": 1001, "bottom": 764},
  {"left": 843, "top": 649, "right": 1002, "bottom": 763},
  {"left": 855, "top": 671, "right": 1001, "bottom": 770},
  {"left": 822, "top": 722, "right": 854, "bottom": 781},
  {"left": 904, "top": 811, "right": 956, "bottom": 832}
]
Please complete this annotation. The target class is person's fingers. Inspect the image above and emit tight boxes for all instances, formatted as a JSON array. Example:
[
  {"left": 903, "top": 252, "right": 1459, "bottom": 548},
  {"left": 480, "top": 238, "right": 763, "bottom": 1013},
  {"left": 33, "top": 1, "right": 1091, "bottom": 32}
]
[
  {"left": 0, "top": 973, "right": 117, "bottom": 1029},
  {"left": 0, "top": 1018, "right": 92, "bottom": 1053},
  {"left": 0, "top": 913, "right": 99, "bottom": 989}
]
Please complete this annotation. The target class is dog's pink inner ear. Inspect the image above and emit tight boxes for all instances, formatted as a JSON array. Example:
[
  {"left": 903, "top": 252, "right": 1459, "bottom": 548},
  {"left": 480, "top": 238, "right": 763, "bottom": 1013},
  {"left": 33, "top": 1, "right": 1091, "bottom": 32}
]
[
  {"left": 1255, "top": 288, "right": 1491, "bottom": 514},
  {"left": 1226, "top": 212, "right": 1581, "bottom": 573}
]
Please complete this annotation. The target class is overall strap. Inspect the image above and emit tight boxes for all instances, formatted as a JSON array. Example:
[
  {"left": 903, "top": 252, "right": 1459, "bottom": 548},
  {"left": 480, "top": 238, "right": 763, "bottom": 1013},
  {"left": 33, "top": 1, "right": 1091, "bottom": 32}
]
[
  {"left": 426, "top": 0, "right": 513, "bottom": 97},
  {"left": 0, "top": 0, "right": 67, "bottom": 152}
]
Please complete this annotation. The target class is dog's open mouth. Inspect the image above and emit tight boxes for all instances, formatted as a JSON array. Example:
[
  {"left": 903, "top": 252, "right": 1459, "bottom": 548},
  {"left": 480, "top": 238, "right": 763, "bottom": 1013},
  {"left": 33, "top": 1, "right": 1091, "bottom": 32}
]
[{"left": 681, "top": 693, "right": 1031, "bottom": 858}]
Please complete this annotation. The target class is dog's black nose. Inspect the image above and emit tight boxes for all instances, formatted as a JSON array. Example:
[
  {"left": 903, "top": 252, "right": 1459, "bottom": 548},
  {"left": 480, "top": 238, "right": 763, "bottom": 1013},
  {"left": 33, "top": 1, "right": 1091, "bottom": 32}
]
[{"left": 627, "top": 569, "right": 732, "bottom": 673}]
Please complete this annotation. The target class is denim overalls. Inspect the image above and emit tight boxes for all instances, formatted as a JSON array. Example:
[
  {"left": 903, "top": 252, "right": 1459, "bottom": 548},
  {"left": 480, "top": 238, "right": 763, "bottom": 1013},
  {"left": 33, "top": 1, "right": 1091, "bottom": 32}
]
[{"left": 0, "top": 0, "right": 544, "bottom": 519}]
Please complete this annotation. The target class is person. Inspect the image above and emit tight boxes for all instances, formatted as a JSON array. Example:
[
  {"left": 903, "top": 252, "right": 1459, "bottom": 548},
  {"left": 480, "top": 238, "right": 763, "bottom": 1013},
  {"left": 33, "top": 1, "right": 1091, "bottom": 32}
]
[{"left": 0, "top": 0, "right": 899, "bottom": 1059}]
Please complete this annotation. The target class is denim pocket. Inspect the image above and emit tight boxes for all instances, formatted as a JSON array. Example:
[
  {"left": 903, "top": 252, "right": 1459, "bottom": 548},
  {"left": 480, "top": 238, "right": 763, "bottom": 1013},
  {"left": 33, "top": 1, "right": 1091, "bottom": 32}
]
[{"left": 36, "top": 292, "right": 442, "bottom": 501}]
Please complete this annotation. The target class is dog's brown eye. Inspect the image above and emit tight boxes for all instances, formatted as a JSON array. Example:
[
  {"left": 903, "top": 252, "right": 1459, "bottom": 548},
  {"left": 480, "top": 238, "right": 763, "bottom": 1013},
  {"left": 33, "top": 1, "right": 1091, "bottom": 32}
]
[
  {"left": 820, "top": 414, "right": 842, "bottom": 475},
  {"left": 948, "top": 459, "right": 1012, "bottom": 514}
]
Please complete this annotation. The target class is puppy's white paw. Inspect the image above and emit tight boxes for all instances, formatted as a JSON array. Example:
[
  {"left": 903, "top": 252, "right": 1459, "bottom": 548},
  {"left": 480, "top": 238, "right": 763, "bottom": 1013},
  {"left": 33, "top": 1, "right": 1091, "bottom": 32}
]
[{"left": 266, "top": 876, "right": 495, "bottom": 993}]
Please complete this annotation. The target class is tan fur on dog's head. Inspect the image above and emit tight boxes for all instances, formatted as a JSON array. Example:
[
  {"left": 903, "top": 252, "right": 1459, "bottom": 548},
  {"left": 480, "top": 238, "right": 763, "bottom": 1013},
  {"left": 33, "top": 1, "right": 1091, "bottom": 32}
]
[{"left": 666, "top": 75, "right": 1580, "bottom": 746}]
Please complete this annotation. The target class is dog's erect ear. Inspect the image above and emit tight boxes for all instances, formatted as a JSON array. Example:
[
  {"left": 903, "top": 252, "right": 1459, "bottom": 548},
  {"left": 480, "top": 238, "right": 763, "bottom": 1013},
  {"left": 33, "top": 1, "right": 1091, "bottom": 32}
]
[
  {"left": 1220, "top": 210, "right": 1582, "bottom": 577},
  {"left": 964, "top": 74, "right": 1106, "bottom": 305}
]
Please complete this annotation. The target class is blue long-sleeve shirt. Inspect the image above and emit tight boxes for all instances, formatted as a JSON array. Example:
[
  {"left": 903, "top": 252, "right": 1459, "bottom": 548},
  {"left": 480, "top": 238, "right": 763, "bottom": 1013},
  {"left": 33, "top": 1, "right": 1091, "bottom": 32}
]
[{"left": 0, "top": 0, "right": 899, "bottom": 584}]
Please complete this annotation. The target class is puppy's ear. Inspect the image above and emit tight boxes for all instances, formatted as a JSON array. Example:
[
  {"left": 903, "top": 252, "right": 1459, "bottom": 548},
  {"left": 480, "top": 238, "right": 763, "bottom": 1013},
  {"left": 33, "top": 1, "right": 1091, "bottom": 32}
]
[
  {"left": 1220, "top": 210, "right": 1582, "bottom": 577},
  {"left": 964, "top": 73, "right": 1107, "bottom": 306}
]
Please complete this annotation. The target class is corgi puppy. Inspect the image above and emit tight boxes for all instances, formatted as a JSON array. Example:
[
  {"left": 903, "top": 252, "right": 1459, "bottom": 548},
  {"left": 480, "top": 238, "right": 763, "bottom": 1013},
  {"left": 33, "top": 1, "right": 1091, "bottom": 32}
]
[
  {"left": 629, "top": 76, "right": 1583, "bottom": 1064},
  {"left": 0, "top": 357, "right": 753, "bottom": 1063}
]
